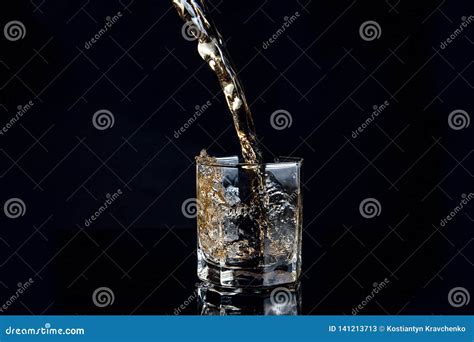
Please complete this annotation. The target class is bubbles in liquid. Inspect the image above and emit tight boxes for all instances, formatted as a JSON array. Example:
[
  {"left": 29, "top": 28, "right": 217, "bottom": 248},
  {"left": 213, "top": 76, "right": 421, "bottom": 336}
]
[
  {"left": 172, "top": 0, "right": 262, "bottom": 163},
  {"left": 224, "top": 185, "right": 240, "bottom": 206},
  {"left": 173, "top": 1, "right": 298, "bottom": 267},
  {"left": 196, "top": 151, "right": 299, "bottom": 267}
]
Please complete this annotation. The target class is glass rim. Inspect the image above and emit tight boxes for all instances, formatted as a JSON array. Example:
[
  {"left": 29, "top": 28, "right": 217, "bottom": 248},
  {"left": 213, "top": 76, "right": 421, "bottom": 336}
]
[{"left": 196, "top": 155, "right": 303, "bottom": 167}]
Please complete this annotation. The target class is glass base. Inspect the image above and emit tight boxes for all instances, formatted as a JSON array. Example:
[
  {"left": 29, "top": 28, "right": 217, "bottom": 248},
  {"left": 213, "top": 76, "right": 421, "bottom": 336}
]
[
  {"left": 198, "top": 249, "right": 299, "bottom": 288},
  {"left": 197, "top": 282, "right": 301, "bottom": 315}
]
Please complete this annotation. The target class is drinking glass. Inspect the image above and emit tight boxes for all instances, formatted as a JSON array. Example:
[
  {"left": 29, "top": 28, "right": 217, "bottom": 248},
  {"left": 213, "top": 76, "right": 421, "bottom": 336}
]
[
  {"left": 198, "top": 282, "right": 301, "bottom": 315},
  {"left": 196, "top": 155, "right": 302, "bottom": 287}
]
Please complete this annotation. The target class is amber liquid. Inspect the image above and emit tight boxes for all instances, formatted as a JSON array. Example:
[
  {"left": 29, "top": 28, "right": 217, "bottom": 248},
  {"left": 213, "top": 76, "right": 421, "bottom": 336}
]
[
  {"left": 172, "top": 0, "right": 270, "bottom": 264},
  {"left": 172, "top": 0, "right": 263, "bottom": 163}
]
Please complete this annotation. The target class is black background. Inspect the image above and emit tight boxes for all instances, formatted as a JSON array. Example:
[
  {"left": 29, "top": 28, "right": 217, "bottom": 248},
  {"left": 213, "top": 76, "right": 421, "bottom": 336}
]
[{"left": 0, "top": 0, "right": 473, "bottom": 315}]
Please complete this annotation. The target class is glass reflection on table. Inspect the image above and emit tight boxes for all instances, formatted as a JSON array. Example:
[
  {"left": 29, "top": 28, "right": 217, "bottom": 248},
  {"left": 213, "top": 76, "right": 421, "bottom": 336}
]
[{"left": 197, "top": 282, "right": 301, "bottom": 315}]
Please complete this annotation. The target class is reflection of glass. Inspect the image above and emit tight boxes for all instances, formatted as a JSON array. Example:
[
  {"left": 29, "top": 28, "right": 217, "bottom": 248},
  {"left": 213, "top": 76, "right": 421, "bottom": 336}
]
[
  {"left": 197, "top": 282, "right": 301, "bottom": 315},
  {"left": 196, "top": 156, "right": 303, "bottom": 287}
]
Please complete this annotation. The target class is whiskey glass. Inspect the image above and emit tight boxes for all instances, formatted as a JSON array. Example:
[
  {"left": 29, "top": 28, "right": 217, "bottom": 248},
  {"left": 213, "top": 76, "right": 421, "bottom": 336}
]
[{"left": 196, "top": 155, "right": 302, "bottom": 288}]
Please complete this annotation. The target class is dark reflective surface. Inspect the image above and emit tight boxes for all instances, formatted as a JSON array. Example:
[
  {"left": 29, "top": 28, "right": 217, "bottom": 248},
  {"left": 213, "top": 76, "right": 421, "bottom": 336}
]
[
  {"left": 198, "top": 282, "right": 302, "bottom": 315},
  {"left": 2, "top": 225, "right": 471, "bottom": 315},
  {"left": 1, "top": 0, "right": 472, "bottom": 317}
]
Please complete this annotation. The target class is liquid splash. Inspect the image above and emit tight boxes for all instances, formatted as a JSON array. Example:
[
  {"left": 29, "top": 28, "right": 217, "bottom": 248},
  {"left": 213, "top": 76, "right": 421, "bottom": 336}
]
[
  {"left": 172, "top": 0, "right": 263, "bottom": 163},
  {"left": 173, "top": 1, "right": 274, "bottom": 268}
]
